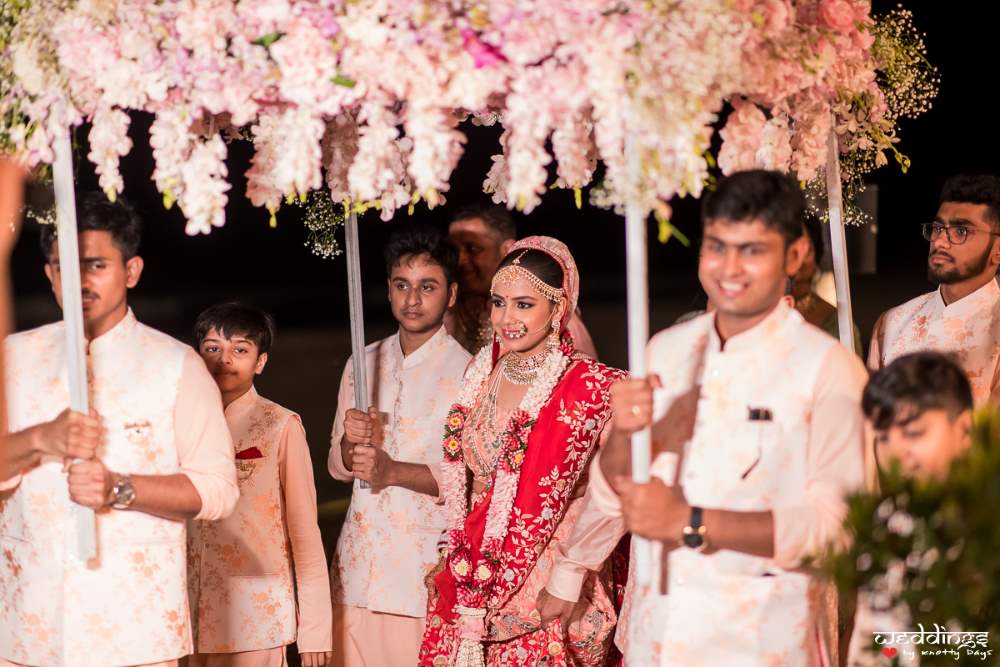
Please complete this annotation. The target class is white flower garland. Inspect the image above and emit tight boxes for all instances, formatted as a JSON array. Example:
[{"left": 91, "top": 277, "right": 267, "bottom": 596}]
[{"left": 444, "top": 339, "right": 571, "bottom": 549}]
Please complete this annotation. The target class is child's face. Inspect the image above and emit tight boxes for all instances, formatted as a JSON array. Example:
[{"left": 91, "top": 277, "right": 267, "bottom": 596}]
[
  {"left": 873, "top": 407, "right": 972, "bottom": 481},
  {"left": 388, "top": 253, "right": 457, "bottom": 335},
  {"left": 198, "top": 327, "right": 267, "bottom": 397}
]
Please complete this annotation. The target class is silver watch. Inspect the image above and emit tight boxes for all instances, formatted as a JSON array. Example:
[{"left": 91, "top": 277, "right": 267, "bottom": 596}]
[{"left": 111, "top": 474, "right": 136, "bottom": 510}]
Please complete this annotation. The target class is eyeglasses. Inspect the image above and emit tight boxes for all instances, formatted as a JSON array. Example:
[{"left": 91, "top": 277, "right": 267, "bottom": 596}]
[{"left": 921, "top": 222, "right": 1000, "bottom": 245}]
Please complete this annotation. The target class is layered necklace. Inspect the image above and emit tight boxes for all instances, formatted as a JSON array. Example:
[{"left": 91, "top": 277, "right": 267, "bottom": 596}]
[
  {"left": 467, "top": 345, "right": 551, "bottom": 478},
  {"left": 500, "top": 347, "right": 548, "bottom": 385}
]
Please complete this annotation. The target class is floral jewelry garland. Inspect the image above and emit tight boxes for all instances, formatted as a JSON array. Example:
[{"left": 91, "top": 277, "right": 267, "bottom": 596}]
[{"left": 439, "top": 331, "right": 574, "bottom": 663}]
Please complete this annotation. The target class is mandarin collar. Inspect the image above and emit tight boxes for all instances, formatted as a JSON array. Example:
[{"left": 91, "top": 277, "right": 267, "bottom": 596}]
[
  {"left": 708, "top": 299, "right": 795, "bottom": 354},
  {"left": 87, "top": 308, "right": 137, "bottom": 355},
  {"left": 398, "top": 324, "right": 448, "bottom": 369},
  {"left": 224, "top": 385, "right": 258, "bottom": 419}
]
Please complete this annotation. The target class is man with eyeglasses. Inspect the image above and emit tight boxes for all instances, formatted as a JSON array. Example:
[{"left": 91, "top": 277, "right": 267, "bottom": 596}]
[{"left": 869, "top": 174, "right": 1000, "bottom": 406}]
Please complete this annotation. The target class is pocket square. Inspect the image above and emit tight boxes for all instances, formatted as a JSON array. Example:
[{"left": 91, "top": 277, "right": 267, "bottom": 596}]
[{"left": 235, "top": 446, "right": 263, "bottom": 460}]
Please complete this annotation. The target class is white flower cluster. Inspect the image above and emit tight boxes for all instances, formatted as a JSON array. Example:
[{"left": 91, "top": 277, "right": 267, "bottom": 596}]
[{"left": 0, "top": 0, "right": 930, "bottom": 233}]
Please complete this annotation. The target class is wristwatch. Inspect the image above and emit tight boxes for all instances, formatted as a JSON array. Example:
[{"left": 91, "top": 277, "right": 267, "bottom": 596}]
[
  {"left": 110, "top": 474, "right": 136, "bottom": 510},
  {"left": 681, "top": 506, "right": 708, "bottom": 551}
]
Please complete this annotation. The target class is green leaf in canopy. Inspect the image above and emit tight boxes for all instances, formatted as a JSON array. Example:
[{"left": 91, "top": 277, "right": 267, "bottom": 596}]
[{"left": 252, "top": 32, "right": 284, "bottom": 48}]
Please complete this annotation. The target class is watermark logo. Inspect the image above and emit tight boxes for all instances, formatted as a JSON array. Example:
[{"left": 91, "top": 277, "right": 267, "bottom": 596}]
[{"left": 874, "top": 624, "right": 992, "bottom": 662}]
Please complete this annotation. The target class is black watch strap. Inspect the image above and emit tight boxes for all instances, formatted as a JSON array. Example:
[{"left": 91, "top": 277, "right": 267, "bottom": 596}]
[{"left": 682, "top": 506, "right": 707, "bottom": 550}]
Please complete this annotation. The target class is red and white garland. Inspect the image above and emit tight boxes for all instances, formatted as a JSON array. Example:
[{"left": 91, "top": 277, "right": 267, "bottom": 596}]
[{"left": 438, "top": 333, "right": 574, "bottom": 658}]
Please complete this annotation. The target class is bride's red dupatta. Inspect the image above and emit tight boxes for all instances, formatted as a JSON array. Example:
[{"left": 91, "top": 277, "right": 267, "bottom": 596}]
[{"left": 419, "top": 356, "right": 624, "bottom": 666}]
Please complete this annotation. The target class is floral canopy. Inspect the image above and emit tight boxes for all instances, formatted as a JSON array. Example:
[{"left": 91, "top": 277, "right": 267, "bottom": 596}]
[{"left": 1, "top": 0, "right": 935, "bottom": 236}]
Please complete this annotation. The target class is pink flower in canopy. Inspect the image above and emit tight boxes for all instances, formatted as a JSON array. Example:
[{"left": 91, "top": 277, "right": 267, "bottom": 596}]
[
  {"left": 552, "top": 112, "right": 596, "bottom": 190},
  {"left": 246, "top": 107, "right": 325, "bottom": 211},
  {"left": 88, "top": 106, "right": 132, "bottom": 199},
  {"left": 719, "top": 99, "right": 792, "bottom": 174},
  {"left": 853, "top": 27, "right": 875, "bottom": 50},
  {"left": 404, "top": 103, "right": 466, "bottom": 199},
  {"left": 819, "top": 0, "right": 858, "bottom": 33},
  {"left": 483, "top": 147, "right": 510, "bottom": 206},
  {"left": 175, "top": 0, "right": 233, "bottom": 55},
  {"left": 149, "top": 107, "right": 190, "bottom": 206},
  {"left": 718, "top": 98, "right": 767, "bottom": 174},
  {"left": 179, "top": 133, "right": 230, "bottom": 235},
  {"left": 0, "top": 0, "right": 906, "bottom": 234},
  {"left": 461, "top": 29, "right": 506, "bottom": 69},
  {"left": 10, "top": 43, "right": 46, "bottom": 99},
  {"left": 789, "top": 94, "right": 832, "bottom": 181},
  {"left": 868, "top": 82, "right": 888, "bottom": 120},
  {"left": 235, "top": 0, "right": 291, "bottom": 37},
  {"left": 270, "top": 18, "right": 345, "bottom": 110},
  {"left": 348, "top": 98, "right": 412, "bottom": 220},
  {"left": 758, "top": 0, "right": 792, "bottom": 36},
  {"left": 321, "top": 112, "right": 358, "bottom": 204},
  {"left": 756, "top": 114, "right": 792, "bottom": 173},
  {"left": 301, "top": 3, "right": 340, "bottom": 39}
]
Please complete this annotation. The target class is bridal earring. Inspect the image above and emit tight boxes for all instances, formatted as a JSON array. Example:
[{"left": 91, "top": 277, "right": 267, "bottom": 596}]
[{"left": 547, "top": 316, "right": 559, "bottom": 351}]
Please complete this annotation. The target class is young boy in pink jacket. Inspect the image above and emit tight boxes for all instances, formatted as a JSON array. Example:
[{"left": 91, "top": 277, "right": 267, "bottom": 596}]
[{"left": 187, "top": 303, "right": 332, "bottom": 667}]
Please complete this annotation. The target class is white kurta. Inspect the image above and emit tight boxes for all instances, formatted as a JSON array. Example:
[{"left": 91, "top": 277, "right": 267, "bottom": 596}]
[
  {"left": 869, "top": 277, "right": 1000, "bottom": 406},
  {"left": 548, "top": 302, "right": 868, "bottom": 667},
  {"left": 0, "top": 310, "right": 239, "bottom": 667},
  {"left": 327, "top": 326, "right": 470, "bottom": 618}
]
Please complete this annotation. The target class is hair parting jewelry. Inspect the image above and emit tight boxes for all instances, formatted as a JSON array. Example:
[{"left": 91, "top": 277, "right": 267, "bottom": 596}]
[{"left": 491, "top": 251, "right": 565, "bottom": 303}]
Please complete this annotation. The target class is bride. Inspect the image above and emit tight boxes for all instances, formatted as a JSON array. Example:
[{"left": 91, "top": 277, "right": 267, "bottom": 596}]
[{"left": 419, "top": 236, "right": 626, "bottom": 667}]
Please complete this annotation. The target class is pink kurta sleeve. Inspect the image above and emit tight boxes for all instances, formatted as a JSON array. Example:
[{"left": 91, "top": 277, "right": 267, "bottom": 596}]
[
  {"left": 327, "top": 363, "right": 354, "bottom": 482},
  {"left": 279, "top": 416, "right": 333, "bottom": 653},
  {"left": 174, "top": 350, "right": 239, "bottom": 521},
  {"left": 587, "top": 448, "right": 626, "bottom": 518},
  {"left": 772, "top": 346, "right": 868, "bottom": 569},
  {"left": 867, "top": 312, "right": 886, "bottom": 371},
  {"left": 545, "top": 454, "right": 626, "bottom": 602}
]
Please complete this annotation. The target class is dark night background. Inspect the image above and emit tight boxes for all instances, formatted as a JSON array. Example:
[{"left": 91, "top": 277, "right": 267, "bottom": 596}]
[{"left": 5, "top": 1, "right": 998, "bottom": 614}]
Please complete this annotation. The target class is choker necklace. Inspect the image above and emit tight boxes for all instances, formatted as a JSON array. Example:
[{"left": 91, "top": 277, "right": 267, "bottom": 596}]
[{"left": 501, "top": 348, "right": 548, "bottom": 385}]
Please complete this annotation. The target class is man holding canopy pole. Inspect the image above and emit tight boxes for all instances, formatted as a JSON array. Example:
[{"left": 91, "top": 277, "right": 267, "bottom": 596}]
[
  {"left": 0, "top": 191, "right": 239, "bottom": 667},
  {"left": 543, "top": 170, "right": 868, "bottom": 666}
]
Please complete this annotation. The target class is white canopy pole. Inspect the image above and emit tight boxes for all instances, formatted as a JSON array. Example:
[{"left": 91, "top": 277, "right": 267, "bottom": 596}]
[
  {"left": 825, "top": 127, "right": 856, "bottom": 354},
  {"left": 53, "top": 128, "right": 97, "bottom": 562},
  {"left": 344, "top": 208, "right": 371, "bottom": 490},
  {"left": 624, "top": 133, "right": 655, "bottom": 588}
]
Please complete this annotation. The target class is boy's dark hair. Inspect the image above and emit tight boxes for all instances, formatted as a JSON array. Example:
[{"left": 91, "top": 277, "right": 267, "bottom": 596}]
[
  {"left": 193, "top": 303, "right": 276, "bottom": 355},
  {"left": 702, "top": 170, "right": 806, "bottom": 246},
  {"left": 383, "top": 225, "right": 459, "bottom": 285},
  {"left": 863, "top": 352, "right": 973, "bottom": 430},
  {"left": 40, "top": 192, "right": 142, "bottom": 260},
  {"left": 450, "top": 203, "right": 516, "bottom": 241},
  {"left": 496, "top": 248, "right": 564, "bottom": 297},
  {"left": 939, "top": 174, "right": 1000, "bottom": 231}
]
